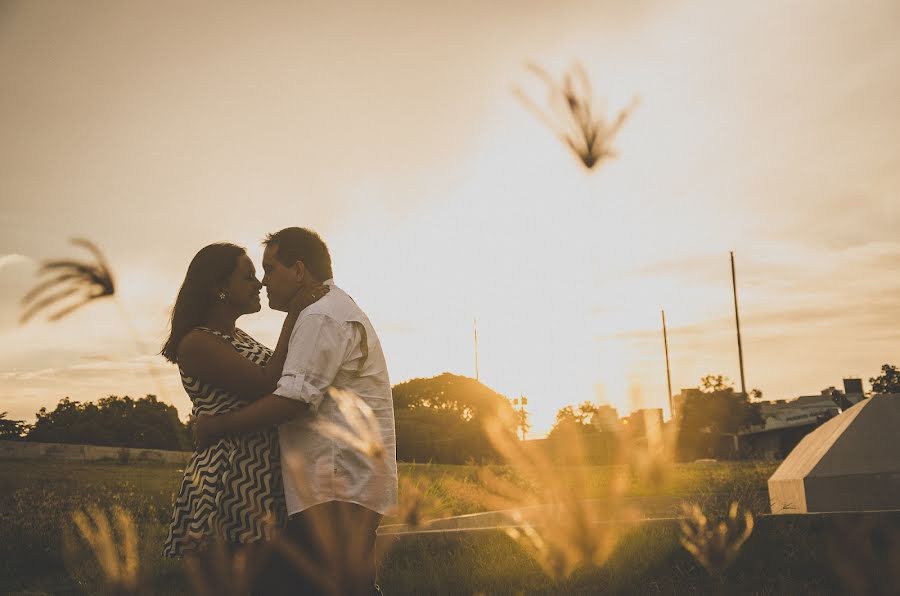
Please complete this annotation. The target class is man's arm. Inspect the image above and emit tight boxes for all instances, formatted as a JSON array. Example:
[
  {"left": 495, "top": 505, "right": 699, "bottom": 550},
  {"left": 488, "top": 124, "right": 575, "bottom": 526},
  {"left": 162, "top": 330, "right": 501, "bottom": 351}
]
[
  {"left": 194, "top": 313, "right": 350, "bottom": 449},
  {"left": 194, "top": 395, "right": 307, "bottom": 449}
]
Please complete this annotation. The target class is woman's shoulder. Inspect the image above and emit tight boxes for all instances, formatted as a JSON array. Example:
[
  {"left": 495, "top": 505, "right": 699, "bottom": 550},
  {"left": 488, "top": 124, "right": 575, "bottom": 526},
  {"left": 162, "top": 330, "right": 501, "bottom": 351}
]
[{"left": 178, "top": 327, "right": 233, "bottom": 357}]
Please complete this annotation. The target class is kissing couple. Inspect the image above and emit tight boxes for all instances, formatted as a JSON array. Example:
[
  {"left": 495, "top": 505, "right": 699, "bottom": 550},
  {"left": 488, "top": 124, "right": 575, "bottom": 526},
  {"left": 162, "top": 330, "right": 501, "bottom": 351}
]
[{"left": 161, "top": 227, "right": 397, "bottom": 595}]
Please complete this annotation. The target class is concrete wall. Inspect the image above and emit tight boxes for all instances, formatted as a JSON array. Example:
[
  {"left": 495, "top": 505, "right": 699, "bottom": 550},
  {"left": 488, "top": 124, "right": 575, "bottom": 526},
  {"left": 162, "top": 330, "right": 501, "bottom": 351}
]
[{"left": 0, "top": 440, "right": 191, "bottom": 465}]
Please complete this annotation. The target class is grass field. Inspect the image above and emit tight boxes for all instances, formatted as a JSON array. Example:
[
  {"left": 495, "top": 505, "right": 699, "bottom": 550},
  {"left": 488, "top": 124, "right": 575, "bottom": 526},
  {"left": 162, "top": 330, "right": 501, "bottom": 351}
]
[
  {"left": 5, "top": 457, "right": 898, "bottom": 595},
  {"left": 4, "top": 459, "right": 896, "bottom": 594},
  {"left": 0, "top": 457, "right": 787, "bottom": 594},
  {"left": 380, "top": 510, "right": 900, "bottom": 595}
]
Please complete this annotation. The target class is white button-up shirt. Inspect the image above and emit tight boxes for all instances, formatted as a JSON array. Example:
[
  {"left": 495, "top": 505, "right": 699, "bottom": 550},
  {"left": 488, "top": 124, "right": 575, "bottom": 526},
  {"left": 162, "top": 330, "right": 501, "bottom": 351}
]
[{"left": 274, "top": 281, "right": 398, "bottom": 517}]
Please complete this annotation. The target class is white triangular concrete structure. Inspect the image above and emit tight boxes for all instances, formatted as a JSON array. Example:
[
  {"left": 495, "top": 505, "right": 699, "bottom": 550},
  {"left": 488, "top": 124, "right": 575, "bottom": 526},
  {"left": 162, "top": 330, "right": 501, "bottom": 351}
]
[{"left": 768, "top": 394, "right": 900, "bottom": 513}]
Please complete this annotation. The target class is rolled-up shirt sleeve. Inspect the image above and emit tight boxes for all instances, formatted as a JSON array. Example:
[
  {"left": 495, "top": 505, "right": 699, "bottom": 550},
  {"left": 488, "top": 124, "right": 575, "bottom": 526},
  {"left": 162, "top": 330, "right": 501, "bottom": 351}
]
[{"left": 274, "top": 313, "right": 349, "bottom": 414}]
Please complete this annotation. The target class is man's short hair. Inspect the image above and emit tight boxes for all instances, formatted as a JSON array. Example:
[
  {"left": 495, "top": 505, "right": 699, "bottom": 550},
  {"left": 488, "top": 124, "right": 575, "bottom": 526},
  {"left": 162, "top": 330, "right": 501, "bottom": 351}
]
[{"left": 264, "top": 227, "right": 333, "bottom": 281}]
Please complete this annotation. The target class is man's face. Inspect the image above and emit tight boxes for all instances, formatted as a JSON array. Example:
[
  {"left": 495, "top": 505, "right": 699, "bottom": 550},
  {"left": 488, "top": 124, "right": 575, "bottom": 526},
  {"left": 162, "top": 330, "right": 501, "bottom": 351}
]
[{"left": 261, "top": 244, "right": 300, "bottom": 312}]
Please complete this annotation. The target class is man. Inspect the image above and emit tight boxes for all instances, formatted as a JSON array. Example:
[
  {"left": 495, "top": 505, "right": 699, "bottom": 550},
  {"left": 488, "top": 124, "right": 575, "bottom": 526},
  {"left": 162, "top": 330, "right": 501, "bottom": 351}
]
[{"left": 195, "top": 227, "right": 398, "bottom": 595}]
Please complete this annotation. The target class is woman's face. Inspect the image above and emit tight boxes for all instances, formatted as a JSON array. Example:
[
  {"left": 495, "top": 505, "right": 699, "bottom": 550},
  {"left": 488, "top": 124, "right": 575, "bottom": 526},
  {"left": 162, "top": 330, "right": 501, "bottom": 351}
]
[{"left": 223, "top": 254, "right": 262, "bottom": 315}]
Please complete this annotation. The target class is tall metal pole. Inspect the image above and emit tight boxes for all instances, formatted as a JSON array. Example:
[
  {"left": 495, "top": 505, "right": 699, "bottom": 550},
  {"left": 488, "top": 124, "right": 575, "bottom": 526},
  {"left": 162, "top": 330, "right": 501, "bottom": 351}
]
[
  {"left": 661, "top": 309, "right": 674, "bottom": 420},
  {"left": 473, "top": 318, "right": 480, "bottom": 381},
  {"left": 730, "top": 252, "right": 747, "bottom": 396}
]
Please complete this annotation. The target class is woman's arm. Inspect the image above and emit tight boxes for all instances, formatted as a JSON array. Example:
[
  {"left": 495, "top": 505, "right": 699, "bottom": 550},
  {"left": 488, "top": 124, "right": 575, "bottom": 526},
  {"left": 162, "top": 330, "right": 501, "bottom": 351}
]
[
  {"left": 177, "top": 286, "right": 329, "bottom": 400},
  {"left": 177, "top": 315, "right": 297, "bottom": 399}
]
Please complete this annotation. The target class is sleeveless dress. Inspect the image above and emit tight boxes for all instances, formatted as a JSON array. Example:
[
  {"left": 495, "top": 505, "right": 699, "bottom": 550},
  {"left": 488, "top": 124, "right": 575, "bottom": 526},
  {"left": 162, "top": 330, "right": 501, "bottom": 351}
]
[{"left": 163, "top": 327, "right": 286, "bottom": 556}]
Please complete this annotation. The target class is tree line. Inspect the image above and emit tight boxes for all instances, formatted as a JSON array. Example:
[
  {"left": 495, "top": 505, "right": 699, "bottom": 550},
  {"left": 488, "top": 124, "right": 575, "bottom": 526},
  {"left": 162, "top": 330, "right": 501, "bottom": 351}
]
[
  {"left": 2, "top": 364, "right": 897, "bottom": 462},
  {"left": 0, "top": 372, "right": 526, "bottom": 460},
  {"left": 1, "top": 395, "right": 191, "bottom": 451}
]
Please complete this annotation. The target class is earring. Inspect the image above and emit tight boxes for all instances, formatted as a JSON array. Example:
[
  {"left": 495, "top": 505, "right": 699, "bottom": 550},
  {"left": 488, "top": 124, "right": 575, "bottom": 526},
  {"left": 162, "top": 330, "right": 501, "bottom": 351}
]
[{"left": 218, "top": 292, "right": 226, "bottom": 301}]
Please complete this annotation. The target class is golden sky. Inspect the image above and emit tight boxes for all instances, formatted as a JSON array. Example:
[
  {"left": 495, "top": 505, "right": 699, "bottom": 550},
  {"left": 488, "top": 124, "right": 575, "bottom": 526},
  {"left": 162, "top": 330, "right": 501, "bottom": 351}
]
[{"left": 1, "top": 0, "right": 899, "bottom": 435}]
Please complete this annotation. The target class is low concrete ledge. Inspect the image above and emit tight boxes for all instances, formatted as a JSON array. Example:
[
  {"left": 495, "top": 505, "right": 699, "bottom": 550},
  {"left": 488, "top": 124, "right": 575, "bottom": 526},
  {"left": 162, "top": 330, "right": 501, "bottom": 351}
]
[
  {"left": 378, "top": 506, "right": 900, "bottom": 540},
  {"left": 378, "top": 500, "right": 690, "bottom": 538},
  {"left": 378, "top": 493, "right": 767, "bottom": 536},
  {"left": 0, "top": 440, "right": 191, "bottom": 465}
]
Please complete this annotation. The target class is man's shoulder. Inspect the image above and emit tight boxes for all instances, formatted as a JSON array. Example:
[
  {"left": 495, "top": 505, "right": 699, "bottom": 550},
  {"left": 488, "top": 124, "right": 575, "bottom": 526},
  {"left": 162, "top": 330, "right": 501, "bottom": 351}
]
[{"left": 301, "top": 287, "right": 366, "bottom": 322}]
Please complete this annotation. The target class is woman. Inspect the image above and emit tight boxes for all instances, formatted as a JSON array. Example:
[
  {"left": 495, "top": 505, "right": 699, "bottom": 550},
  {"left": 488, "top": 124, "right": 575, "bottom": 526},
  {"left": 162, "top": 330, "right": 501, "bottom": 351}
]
[{"left": 160, "top": 243, "right": 326, "bottom": 565}]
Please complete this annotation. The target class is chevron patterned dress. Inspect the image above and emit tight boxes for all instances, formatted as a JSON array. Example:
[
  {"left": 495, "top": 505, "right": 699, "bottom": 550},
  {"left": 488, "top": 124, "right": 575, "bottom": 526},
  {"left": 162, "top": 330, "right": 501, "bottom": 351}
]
[{"left": 163, "top": 327, "right": 286, "bottom": 557}]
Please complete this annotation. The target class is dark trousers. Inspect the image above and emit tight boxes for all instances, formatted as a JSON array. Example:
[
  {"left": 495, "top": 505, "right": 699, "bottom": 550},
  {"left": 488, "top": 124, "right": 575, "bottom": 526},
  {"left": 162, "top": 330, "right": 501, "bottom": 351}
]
[{"left": 253, "top": 501, "right": 382, "bottom": 596}]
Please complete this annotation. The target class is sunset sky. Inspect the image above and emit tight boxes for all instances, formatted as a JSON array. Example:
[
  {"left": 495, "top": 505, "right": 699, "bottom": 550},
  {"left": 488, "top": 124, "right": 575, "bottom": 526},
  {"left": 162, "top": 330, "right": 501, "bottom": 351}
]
[{"left": 1, "top": 0, "right": 898, "bottom": 436}]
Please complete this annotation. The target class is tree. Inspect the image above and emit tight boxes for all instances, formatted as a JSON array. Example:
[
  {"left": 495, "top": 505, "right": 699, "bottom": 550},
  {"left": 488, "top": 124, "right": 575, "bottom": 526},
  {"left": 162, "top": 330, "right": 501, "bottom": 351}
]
[
  {"left": 677, "top": 376, "right": 763, "bottom": 461},
  {"left": 550, "top": 402, "right": 618, "bottom": 430},
  {"left": 552, "top": 405, "right": 582, "bottom": 428},
  {"left": 700, "top": 375, "right": 732, "bottom": 393},
  {"left": 392, "top": 373, "right": 521, "bottom": 463},
  {"left": 870, "top": 364, "right": 900, "bottom": 395},
  {"left": 546, "top": 402, "right": 620, "bottom": 464},
  {"left": 0, "top": 412, "right": 29, "bottom": 441},
  {"left": 26, "top": 395, "right": 190, "bottom": 450},
  {"left": 394, "top": 373, "right": 518, "bottom": 419}
]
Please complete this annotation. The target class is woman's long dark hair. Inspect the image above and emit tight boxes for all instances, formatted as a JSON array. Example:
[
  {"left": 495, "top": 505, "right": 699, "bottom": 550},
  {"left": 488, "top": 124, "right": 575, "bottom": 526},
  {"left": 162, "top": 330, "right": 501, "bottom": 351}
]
[{"left": 161, "top": 243, "right": 246, "bottom": 363}]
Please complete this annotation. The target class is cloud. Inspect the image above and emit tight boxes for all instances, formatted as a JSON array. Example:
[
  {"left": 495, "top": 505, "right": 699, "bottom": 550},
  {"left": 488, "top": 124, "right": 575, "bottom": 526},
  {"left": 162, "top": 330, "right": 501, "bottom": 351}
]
[
  {"left": 0, "top": 253, "right": 32, "bottom": 272},
  {"left": 630, "top": 256, "right": 725, "bottom": 283},
  {"left": 2, "top": 353, "right": 167, "bottom": 382},
  {"left": 79, "top": 353, "right": 116, "bottom": 362}
]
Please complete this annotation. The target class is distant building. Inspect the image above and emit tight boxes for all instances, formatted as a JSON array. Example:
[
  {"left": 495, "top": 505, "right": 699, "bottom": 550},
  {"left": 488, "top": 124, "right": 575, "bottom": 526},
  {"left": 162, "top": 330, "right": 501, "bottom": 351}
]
[
  {"left": 758, "top": 392, "right": 841, "bottom": 430},
  {"left": 623, "top": 408, "right": 663, "bottom": 438},
  {"left": 671, "top": 388, "right": 704, "bottom": 421},
  {"left": 590, "top": 405, "right": 620, "bottom": 433},
  {"left": 741, "top": 394, "right": 836, "bottom": 459},
  {"left": 740, "top": 382, "right": 866, "bottom": 459},
  {"left": 738, "top": 421, "right": 820, "bottom": 460},
  {"left": 842, "top": 378, "right": 865, "bottom": 405}
]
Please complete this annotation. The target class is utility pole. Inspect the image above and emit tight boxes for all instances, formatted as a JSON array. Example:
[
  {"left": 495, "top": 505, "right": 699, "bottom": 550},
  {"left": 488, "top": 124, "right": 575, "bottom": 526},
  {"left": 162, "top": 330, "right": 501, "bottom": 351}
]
[
  {"left": 730, "top": 252, "right": 747, "bottom": 396},
  {"left": 473, "top": 318, "right": 480, "bottom": 382},
  {"left": 661, "top": 309, "right": 674, "bottom": 420}
]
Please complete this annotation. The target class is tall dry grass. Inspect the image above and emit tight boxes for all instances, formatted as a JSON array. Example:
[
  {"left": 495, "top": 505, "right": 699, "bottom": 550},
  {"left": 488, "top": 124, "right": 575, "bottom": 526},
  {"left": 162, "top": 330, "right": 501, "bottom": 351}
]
[{"left": 515, "top": 62, "right": 638, "bottom": 171}]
